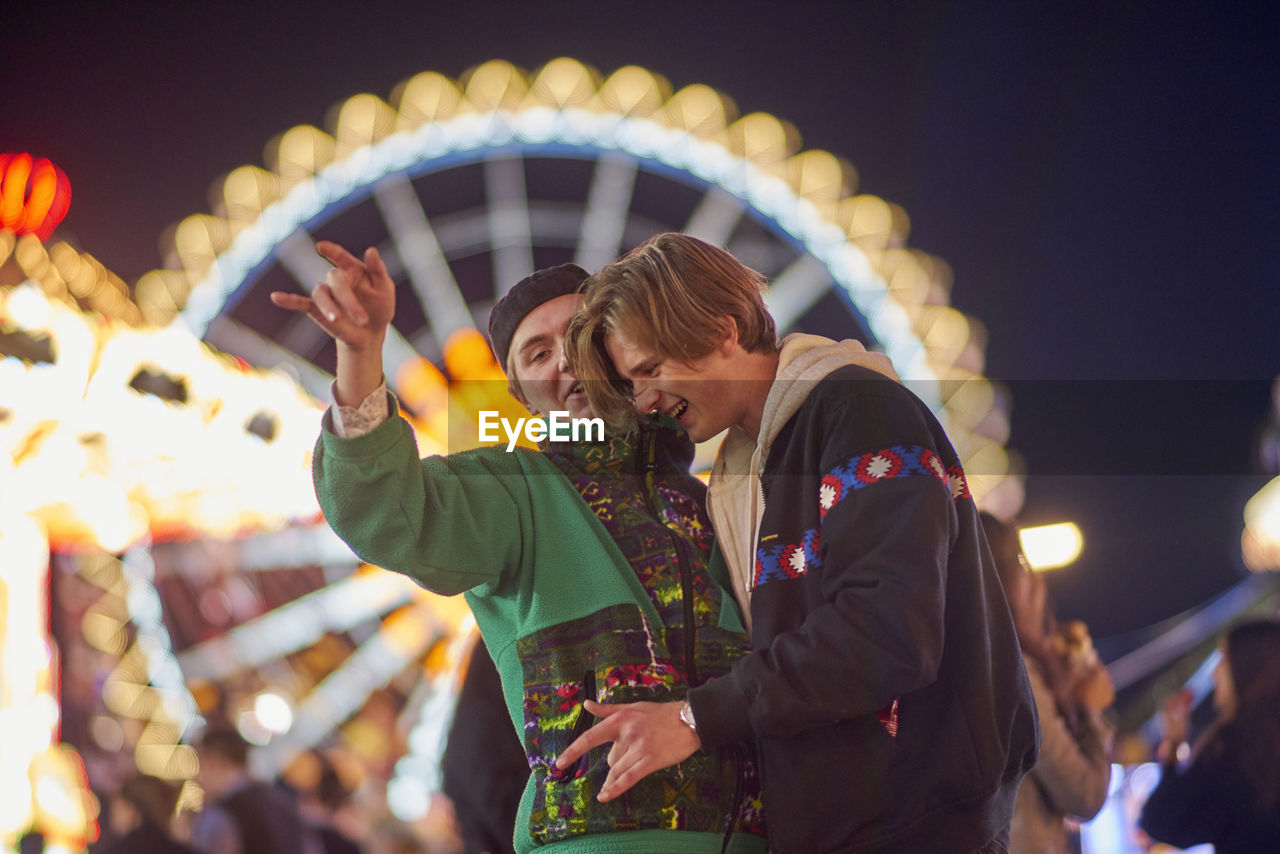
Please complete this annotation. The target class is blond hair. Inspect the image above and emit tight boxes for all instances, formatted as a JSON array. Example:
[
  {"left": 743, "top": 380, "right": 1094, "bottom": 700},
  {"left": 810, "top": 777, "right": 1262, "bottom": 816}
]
[{"left": 565, "top": 233, "right": 777, "bottom": 428}]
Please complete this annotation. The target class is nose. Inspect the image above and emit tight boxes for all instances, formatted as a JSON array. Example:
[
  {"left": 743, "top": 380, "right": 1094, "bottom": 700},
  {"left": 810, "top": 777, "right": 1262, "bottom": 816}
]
[{"left": 631, "top": 382, "right": 660, "bottom": 414}]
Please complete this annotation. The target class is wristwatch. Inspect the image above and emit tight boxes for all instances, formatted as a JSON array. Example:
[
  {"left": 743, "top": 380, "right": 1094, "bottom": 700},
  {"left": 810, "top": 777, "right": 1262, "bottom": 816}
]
[{"left": 678, "top": 699, "right": 697, "bottom": 733}]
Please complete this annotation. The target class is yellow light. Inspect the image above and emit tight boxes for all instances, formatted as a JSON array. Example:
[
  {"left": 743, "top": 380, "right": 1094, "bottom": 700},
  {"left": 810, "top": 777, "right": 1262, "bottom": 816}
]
[
  {"left": 786, "top": 149, "right": 853, "bottom": 205},
  {"left": 664, "top": 84, "right": 733, "bottom": 137},
  {"left": 462, "top": 60, "right": 528, "bottom": 111},
  {"left": 333, "top": 93, "right": 397, "bottom": 156},
  {"left": 920, "top": 307, "right": 971, "bottom": 361},
  {"left": 596, "top": 66, "right": 669, "bottom": 117},
  {"left": 268, "top": 125, "right": 337, "bottom": 182},
  {"left": 173, "top": 215, "right": 230, "bottom": 274},
  {"left": 1018, "top": 522, "right": 1084, "bottom": 570},
  {"left": 1242, "top": 475, "right": 1280, "bottom": 571},
  {"left": 729, "top": 113, "right": 797, "bottom": 165},
  {"left": 442, "top": 327, "right": 501, "bottom": 380},
  {"left": 221, "top": 166, "right": 281, "bottom": 223},
  {"left": 529, "top": 57, "right": 597, "bottom": 109},
  {"left": 882, "top": 250, "right": 931, "bottom": 306},
  {"left": 392, "top": 73, "right": 466, "bottom": 132}
]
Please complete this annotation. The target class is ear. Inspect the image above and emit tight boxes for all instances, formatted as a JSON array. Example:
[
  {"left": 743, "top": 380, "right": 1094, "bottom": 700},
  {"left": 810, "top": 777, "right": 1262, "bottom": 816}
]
[
  {"left": 508, "top": 382, "right": 538, "bottom": 417},
  {"left": 716, "top": 316, "right": 740, "bottom": 356}
]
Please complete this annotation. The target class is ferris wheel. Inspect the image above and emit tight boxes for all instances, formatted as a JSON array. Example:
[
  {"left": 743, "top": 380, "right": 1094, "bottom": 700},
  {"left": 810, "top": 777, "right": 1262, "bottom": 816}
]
[{"left": 39, "top": 58, "right": 1019, "bottom": 827}]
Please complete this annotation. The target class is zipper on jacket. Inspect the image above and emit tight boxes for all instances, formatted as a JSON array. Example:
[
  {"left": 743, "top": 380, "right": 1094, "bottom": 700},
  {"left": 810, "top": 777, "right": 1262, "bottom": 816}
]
[{"left": 638, "top": 422, "right": 699, "bottom": 686}]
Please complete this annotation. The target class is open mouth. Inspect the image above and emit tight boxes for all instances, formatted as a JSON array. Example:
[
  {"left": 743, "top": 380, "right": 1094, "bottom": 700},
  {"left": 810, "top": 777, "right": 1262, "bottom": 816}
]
[
  {"left": 567, "top": 382, "right": 584, "bottom": 397},
  {"left": 667, "top": 399, "right": 689, "bottom": 420}
]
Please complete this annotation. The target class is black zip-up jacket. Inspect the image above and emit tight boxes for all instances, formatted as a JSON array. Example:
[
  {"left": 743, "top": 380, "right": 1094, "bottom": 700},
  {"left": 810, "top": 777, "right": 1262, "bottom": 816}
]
[{"left": 690, "top": 363, "right": 1039, "bottom": 853}]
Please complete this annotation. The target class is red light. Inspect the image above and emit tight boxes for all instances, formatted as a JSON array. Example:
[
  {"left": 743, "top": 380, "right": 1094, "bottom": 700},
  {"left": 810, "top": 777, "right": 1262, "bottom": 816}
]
[{"left": 0, "top": 152, "right": 72, "bottom": 241}]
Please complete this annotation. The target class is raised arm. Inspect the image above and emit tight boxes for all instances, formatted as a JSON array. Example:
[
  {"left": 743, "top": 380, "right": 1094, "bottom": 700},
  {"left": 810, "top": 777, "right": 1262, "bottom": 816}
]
[{"left": 279, "top": 241, "right": 527, "bottom": 596}]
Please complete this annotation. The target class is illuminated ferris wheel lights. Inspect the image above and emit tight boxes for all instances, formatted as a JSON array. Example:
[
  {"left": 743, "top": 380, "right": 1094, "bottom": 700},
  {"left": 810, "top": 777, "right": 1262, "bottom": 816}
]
[
  {"left": 462, "top": 59, "right": 530, "bottom": 112},
  {"left": 142, "top": 57, "right": 1011, "bottom": 509},
  {"left": 1243, "top": 476, "right": 1280, "bottom": 571},
  {"left": 391, "top": 71, "right": 467, "bottom": 131}
]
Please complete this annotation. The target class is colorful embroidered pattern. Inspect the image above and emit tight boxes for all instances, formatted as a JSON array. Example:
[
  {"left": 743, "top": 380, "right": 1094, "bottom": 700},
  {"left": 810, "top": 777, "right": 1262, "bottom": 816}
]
[
  {"left": 946, "top": 463, "right": 970, "bottom": 500},
  {"left": 754, "top": 529, "right": 823, "bottom": 587},
  {"left": 818, "top": 444, "right": 953, "bottom": 520},
  {"left": 512, "top": 432, "right": 765, "bottom": 843},
  {"left": 517, "top": 604, "right": 765, "bottom": 841},
  {"left": 754, "top": 445, "right": 968, "bottom": 590}
]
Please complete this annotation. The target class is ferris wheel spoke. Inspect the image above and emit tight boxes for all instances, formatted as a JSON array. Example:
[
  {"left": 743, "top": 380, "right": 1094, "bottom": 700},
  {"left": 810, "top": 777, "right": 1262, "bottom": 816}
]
[
  {"left": 275, "top": 227, "right": 331, "bottom": 292},
  {"left": 176, "top": 569, "right": 420, "bottom": 682},
  {"left": 685, "top": 186, "right": 746, "bottom": 246},
  {"left": 485, "top": 154, "right": 534, "bottom": 293},
  {"left": 762, "top": 254, "right": 835, "bottom": 335},
  {"left": 388, "top": 628, "right": 479, "bottom": 810},
  {"left": 575, "top": 152, "right": 637, "bottom": 272},
  {"left": 249, "top": 599, "right": 445, "bottom": 778},
  {"left": 205, "top": 316, "right": 334, "bottom": 400},
  {"left": 374, "top": 173, "right": 474, "bottom": 347},
  {"left": 235, "top": 524, "right": 359, "bottom": 571}
]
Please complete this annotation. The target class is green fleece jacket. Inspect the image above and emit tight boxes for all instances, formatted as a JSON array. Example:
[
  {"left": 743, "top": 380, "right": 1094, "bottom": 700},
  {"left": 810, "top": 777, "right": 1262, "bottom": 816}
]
[{"left": 313, "top": 405, "right": 766, "bottom": 854}]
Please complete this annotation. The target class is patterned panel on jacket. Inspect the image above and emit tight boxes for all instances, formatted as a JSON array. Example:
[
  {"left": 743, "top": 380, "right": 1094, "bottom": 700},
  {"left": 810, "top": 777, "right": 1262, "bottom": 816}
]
[{"left": 509, "top": 432, "right": 766, "bottom": 843}]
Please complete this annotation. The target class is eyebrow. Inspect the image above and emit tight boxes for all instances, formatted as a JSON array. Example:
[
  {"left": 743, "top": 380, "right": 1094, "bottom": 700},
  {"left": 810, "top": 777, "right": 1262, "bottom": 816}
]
[
  {"left": 621, "top": 355, "right": 660, "bottom": 378},
  {"left": 516, "top": 333, "right": 553, "bottom": 360}
]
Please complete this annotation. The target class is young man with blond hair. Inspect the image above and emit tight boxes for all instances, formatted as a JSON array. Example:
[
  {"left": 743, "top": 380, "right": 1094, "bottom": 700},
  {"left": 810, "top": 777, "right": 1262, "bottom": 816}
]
[{"left": 559, "top": 232, "right": 1038, "bottom": 854}]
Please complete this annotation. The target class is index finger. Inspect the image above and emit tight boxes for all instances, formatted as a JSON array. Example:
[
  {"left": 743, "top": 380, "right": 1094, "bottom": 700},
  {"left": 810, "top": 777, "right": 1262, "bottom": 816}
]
[
  {"left": 364, "top": 245, "right": 390, "bottom": 280},
  {"left": 316, "top": 240, "right": 365, "bottom": 275},
  {"left": 555, "top": 717, "right": 620, "bottom": 770}
]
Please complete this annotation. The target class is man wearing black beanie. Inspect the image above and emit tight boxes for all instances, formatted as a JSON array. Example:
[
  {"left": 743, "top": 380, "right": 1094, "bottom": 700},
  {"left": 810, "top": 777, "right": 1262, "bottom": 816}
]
[{"left": 271, "top": 242, "right": 768, "bottom": 854}]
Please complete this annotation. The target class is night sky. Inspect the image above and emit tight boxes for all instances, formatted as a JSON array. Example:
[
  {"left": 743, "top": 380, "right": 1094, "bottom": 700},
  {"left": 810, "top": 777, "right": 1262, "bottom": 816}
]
[{"left": 5, "top": 0, "right": 1277, "bottom": 645}]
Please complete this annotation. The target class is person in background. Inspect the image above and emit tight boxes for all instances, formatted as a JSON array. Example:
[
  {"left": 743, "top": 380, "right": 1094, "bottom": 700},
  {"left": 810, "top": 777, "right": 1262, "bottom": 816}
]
[
  {"left": 980, "top": 513, "right": 1114, "bottom": 854},
  {"left": 94, "top": 773, "right": 200, "bottom": 854},
  {"left": 441, "top": 639, "right": 527, "bottom": 854},
  {"left": 191, "top": 726, "right": 314, "bottom": 854},
  {"left": 1140, "top": 616, "right": 1280, "bottom": 852},
  {"left": 301, "top": 754, "right": 362, "bottom": 854}
]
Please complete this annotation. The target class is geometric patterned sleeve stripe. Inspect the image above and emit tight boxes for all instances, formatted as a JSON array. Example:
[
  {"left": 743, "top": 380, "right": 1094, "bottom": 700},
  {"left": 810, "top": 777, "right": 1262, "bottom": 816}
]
[
  {"left": 753, "top": 446, "right": 972, "bottom": 591},
  {"left": 818, "top": 443, "right": 969, "bottom": 521},
  {"left": 754, "top": 528, "right": 823, "bottom": 588}
]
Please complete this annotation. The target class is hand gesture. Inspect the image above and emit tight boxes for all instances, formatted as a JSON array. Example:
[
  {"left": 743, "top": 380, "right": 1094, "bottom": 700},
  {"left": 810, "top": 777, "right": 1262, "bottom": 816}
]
[
  {"left": 553, "top": 700, "right": 701, "bottom": 802},
  {"left": 1074, "top": 662, "right": 1115, "bottom": 712},
  {"left": 269, "top": 240, "right": 395, "bottom": 352}
]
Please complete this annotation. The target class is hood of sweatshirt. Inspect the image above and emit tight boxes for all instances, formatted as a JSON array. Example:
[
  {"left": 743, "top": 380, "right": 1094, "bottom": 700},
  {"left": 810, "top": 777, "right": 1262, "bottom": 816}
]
[{"left": 707, "top": 334, "right": 900, "bottom": 629}]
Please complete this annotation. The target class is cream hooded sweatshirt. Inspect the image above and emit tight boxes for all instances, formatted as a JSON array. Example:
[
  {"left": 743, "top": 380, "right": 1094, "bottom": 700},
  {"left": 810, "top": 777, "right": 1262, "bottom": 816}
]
[{"left": 706, "top": 334, "right": 900, "bottom": 630}]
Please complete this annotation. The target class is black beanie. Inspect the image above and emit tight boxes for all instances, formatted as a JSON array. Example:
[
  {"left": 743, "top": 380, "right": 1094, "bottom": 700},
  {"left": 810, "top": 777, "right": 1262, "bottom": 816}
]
[{"left": 487, "top": 263, "right": 589, "bottom": 367}]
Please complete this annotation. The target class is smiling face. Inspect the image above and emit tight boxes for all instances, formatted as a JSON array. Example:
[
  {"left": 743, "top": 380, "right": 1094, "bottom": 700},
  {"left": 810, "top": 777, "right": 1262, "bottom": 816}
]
[
  {"left": 508, "top": 293, "right": 591, "bottom": 421},
  {"left": 563, "top": 233, "right": 780, "bottom": 435},
  {"left": 604, "top": 326, "right": 751, "bottom": 443}
]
